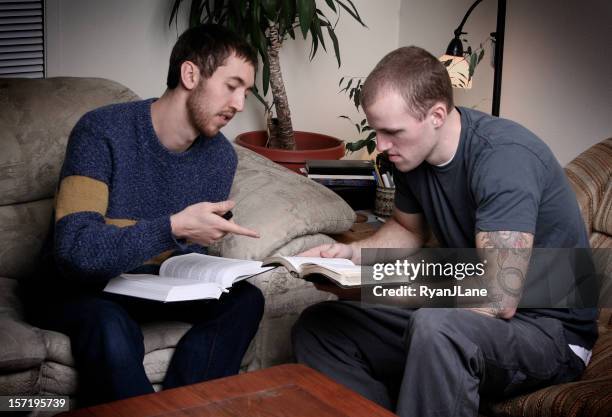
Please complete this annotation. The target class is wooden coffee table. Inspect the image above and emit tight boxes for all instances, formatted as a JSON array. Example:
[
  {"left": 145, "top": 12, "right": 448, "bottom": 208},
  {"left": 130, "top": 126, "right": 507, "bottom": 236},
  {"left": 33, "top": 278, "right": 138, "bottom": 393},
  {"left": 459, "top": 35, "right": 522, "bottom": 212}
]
[{"left": 58, "top": 364, "right": 395, "bottom": 417}]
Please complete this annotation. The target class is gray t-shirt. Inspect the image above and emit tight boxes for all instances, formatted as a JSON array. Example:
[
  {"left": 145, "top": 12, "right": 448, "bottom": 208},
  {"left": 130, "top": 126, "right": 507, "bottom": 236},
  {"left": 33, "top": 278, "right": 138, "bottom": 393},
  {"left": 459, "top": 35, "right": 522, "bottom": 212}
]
[
  {"left": 393, "top": 107, "right": 597, "bottom": 348},
  {"left": 395, "top": 107, "right": 588, "bottom": 248}
]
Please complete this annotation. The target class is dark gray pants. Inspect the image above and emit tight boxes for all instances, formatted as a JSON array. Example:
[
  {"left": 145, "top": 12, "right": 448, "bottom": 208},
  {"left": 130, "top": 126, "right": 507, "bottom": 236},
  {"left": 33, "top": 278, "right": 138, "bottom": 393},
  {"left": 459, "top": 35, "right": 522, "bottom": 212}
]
[{"left": 292, "top": 302, "right": 585, "bottom": 417}]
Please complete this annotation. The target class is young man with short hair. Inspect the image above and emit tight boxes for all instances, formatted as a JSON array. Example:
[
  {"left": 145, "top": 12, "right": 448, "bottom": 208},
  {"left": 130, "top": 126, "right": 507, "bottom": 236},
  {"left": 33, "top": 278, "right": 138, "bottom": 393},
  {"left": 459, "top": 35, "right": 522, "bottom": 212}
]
[
  {"left": 293, "top": 46, "right": 597, "bottom": 417},
  {"left": 28, "top": 24, "right": 264, "bottom": 405}
]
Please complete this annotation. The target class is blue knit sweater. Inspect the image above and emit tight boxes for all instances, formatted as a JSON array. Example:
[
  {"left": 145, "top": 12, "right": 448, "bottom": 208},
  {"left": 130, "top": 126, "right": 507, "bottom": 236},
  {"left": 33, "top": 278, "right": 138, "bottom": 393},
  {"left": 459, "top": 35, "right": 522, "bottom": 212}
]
[{"left": 51, "top": 98, "right": 237, "bottom": 283}]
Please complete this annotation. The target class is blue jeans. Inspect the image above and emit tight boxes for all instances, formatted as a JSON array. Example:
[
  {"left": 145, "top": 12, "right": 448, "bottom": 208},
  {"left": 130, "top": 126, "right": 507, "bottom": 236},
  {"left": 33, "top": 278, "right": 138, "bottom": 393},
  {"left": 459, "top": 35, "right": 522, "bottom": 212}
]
[{"left": 32, "top": 281, "right": 264, "bottom": 406}]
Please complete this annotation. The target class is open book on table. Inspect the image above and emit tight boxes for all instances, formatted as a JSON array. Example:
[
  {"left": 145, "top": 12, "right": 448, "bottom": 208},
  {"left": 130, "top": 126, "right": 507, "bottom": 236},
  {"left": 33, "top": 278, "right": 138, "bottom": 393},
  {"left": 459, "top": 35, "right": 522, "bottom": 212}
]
[
  {"left": 262, "top": 256, "right": 361, "bottom": 288},
  {"left": 103, "top": 253, "right": 274, "bottom": 302}
]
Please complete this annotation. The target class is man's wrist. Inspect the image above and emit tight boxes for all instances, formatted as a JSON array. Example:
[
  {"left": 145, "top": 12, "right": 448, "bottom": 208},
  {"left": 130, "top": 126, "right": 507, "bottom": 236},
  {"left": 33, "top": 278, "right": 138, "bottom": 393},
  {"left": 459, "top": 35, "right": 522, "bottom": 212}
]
[
  {"left": 348, "top": 242, "right": 361, "bottom": 264},
  {"left": 170, "top": 213, "right": 185, "bottom": 240}
]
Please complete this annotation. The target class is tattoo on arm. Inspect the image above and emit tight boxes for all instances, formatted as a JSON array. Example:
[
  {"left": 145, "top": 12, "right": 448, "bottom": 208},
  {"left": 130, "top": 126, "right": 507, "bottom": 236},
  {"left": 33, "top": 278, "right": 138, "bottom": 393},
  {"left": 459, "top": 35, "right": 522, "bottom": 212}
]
[{"left": 472, "top": 231, "right": 534, "bottom": 319}]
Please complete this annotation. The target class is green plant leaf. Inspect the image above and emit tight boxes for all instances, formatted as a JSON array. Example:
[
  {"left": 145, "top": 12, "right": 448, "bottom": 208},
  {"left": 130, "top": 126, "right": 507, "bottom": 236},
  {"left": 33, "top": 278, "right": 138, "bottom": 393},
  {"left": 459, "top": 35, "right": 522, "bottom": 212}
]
[
  {"left": 327, "top": 26, "right": 340, "bottom": 67},
  {"left": 334, "top": 0, "right": 366, "bottom": 26},
  {"left": 313, "top": 12, "right": 326, "bottom": 52},
  {"left": 338, "top": 76, "right": 344, "bottom": 87},
  {"left": 282, "top": 0, "right": 297, "bottom": 37},
  {"left": 189, "top": 0, "right": 202, "bottom": 26},
  {"left": 262, "top": 0, "right": 279, "bottom": 19},
  {"left": 169, "top": 0, "right": 183, "bottom": 26},
  {"left": 310, "top": 29, "right": 319, "bottom": 59},
  {"left": 477, "top": 49, "right": 485, "bottom": 65},
  {"left": 366, "top": 139, "right": 376, "bottom": 154},
  {"left": 252, "top": 0, "right": 262, "bottom": 29},
  {"left": 324, "top": 0, "right": 336, "bottom": 13},
  {"left": 213, "top": 0, "right": 224, "bottom": 21},
  {"left": 366, "top": 131, "right": 376, "bottom": 141},
  {"left": 346, "top": 139, "right": 368, "bottom": 152},
  {"left": 298, "top": 0, "right": 315, "bottom": 38},
  {"left": 468, "top": 52, "right": 478, "bottom": 78},
  {"left": 251, "top": 85, "right": 270, "bottom": 109},
  {"left": 262, "top": 56, "right": 271, "bottom": 96}
]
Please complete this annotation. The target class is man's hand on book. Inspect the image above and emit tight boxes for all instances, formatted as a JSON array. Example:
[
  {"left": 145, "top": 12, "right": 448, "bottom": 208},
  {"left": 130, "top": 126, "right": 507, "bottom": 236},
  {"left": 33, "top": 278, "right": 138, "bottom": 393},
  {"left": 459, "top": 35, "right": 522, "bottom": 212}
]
[
  {"left": 298, "top": 243, "right": 360, "bottom": 264},
  {"left": 170, "top": 200, "right": 259, "bottom": 245}
]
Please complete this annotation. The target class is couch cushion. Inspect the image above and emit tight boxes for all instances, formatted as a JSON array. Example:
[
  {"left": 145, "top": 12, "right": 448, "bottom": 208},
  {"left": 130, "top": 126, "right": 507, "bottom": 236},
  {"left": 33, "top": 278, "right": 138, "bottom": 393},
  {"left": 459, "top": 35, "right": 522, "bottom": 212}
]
[
  {"left": 0, "top": 277, "right": 24, "bottom": 319},
  {"left": 0, "top": 318, "right": 46, "bottom": 372},
  {"left": 214, "top": 146, "right": 356, "bottom": 260},
  {"left": 0, "top": 77, "right": 140, "bottom": 206},
  {"left": 0, "top": 198, "right": 53, "bottom": 279}
]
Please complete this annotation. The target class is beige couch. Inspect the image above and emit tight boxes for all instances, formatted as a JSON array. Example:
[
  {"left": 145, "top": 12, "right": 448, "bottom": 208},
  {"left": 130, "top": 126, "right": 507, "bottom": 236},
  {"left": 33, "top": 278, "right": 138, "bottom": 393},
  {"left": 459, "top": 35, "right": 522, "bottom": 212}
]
[
  {"left": 2, "top": 77, "right": 610, "bottom": 416},
  {"left": 0, "top": 77, "right": 355, "bottom": 404}
]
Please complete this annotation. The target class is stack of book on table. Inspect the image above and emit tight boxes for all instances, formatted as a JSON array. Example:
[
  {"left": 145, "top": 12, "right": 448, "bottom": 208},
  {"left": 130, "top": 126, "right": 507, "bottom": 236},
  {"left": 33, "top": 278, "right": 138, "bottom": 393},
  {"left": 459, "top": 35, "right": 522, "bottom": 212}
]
[{"left": 305, "top": 160, "right": 376, "bottom": 209}]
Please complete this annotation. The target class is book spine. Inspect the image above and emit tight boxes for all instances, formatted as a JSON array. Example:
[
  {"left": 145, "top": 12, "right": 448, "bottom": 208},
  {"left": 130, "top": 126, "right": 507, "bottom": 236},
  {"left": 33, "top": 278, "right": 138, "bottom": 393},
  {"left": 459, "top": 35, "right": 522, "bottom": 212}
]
[
  {"left": 311, "top": 178, "right": 376, "bottom": 187},
  {"left": 308, "top": 174, "right": 375, "bottom": 180}
]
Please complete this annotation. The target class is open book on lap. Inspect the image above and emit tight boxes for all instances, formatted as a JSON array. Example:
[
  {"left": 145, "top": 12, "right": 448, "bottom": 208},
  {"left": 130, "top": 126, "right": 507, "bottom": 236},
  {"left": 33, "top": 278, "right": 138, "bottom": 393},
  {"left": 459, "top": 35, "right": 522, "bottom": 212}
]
[
  {"left": 104, "top": 253, "right": 363, "bottom": 302},
  {"left": 262, "top": 256, "right": 362, "bottom": 288},
  {"left": 103, "top": 253, "right": 274, "bottom": 302}
]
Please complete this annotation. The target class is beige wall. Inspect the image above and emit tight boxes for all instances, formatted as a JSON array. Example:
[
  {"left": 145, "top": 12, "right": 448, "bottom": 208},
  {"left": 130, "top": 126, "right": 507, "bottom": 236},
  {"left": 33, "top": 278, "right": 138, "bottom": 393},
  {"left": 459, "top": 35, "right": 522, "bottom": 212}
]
[
  {"left": 399, "top": 0, "right": 612, "bottom": 164},
  {"left": 501, "top": 0, "right": 612, "bottom": 165},
  {"left": 45, "top": 0, "right": 612, "bottom": 164},
  {"left": 399, "top": 0, "right": 496, "bottom": 115},
  {"left": 45, "top": 0, "right": 400, "bottom": 148}
]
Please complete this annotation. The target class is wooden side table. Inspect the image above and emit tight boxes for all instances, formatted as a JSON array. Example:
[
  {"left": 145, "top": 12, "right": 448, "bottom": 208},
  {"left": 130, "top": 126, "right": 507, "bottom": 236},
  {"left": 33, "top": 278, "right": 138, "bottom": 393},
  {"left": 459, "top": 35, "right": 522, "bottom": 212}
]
[{"left": 58, "top": 364, "right": 395, "bottom": 417}]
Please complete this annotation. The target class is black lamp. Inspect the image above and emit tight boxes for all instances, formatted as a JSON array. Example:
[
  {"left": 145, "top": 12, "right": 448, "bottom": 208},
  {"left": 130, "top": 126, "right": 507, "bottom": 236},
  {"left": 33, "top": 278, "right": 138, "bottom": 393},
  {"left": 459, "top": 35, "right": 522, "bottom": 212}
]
[{"left": 439, "top": 0, "right": 506, "bottom": 116}]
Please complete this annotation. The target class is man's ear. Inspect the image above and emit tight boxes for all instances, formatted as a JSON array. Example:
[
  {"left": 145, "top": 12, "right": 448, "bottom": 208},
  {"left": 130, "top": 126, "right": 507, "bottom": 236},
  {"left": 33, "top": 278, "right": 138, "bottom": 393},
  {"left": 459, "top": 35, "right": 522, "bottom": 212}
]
[
  {"left": 180, "top": 61, "right": 200, "bottom": 91},
  {"left": 429, "top": 102, "right": 448, "bottom": 128}
]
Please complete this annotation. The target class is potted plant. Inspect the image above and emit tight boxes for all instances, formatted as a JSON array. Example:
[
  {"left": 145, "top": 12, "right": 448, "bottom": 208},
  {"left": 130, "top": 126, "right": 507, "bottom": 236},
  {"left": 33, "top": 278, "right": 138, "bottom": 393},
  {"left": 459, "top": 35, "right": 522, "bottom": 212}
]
[{"left": 169, "top": 0, "right": 366, "bottom": 171}]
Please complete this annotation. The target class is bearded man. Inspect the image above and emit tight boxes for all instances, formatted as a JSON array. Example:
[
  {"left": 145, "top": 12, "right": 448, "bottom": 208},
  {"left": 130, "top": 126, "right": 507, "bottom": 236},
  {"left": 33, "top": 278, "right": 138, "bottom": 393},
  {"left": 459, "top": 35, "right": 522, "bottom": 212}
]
[{"left": 27, "top": 24, "right": 263, "bottom": 406}]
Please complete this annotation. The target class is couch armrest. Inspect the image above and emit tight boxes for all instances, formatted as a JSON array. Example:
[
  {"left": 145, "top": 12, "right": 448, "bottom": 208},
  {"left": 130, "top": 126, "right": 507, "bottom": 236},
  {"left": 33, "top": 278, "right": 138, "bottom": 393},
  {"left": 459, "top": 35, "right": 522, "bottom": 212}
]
[
  {"left": 0, "top": 277, "right": 47, "bottom": 372},
  {"left": 214, "top": 146, "right": 356, "bottom": 260},
  {"left": 0, "top": 316, "right": 46, "bottom": 372}
]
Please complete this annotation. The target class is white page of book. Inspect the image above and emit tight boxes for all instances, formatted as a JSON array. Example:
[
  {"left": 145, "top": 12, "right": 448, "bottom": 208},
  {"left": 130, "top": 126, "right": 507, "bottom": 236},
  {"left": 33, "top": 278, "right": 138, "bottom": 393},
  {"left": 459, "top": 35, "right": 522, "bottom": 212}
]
[
  {"left": 281, "top": 257, "right": 357, "bottom": 273},
  {"left": 110, "top": 274, "right": 223, "bottom": 301},
  {"left": 160, "top": 253, "right": 272, "bottom": 288}
]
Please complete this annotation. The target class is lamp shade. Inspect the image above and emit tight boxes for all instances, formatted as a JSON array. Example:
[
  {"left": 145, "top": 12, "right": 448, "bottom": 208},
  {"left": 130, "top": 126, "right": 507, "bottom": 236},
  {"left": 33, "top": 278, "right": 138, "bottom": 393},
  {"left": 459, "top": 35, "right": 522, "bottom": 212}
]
[{"left": 439, "top": 54, "right": 473, "bottom": 89}]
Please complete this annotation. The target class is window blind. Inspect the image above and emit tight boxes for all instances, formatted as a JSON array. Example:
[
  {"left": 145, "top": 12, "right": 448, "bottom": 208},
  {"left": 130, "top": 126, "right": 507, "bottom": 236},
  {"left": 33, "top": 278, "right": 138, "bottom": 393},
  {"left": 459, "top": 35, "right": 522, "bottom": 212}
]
[{"left": 0, "top": 0, "right": 44, "bottom": 78}]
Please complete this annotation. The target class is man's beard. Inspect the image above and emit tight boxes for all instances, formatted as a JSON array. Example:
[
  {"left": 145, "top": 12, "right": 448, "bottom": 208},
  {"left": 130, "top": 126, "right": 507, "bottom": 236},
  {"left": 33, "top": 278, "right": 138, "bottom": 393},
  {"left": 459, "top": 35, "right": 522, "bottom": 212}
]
[{"left": 186, "top": 81, "right": 216, "bottom": 137}]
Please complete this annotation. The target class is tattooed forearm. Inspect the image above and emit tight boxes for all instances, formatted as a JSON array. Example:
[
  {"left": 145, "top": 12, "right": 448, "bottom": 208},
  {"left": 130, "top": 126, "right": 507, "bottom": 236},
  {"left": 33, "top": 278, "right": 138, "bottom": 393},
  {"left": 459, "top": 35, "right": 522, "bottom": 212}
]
[{"left": 471, "top": 231, "right": 534, "bottom": 319}]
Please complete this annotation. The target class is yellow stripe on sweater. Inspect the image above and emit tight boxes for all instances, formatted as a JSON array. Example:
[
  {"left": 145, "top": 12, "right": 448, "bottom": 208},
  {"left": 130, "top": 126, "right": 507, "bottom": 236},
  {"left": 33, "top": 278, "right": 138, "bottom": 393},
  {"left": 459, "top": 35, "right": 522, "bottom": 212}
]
[
  {"left": 55, "top": 178, "right": 174, "bottom": 267},
  {"left": 144, "top": 250, "right": 174, "bottom": 265},
  {"left": 105, "top": 218, "right": 136, "bottom": 227},
  {"left": 55, "top": 176, "right": 109, "bottom": 222}
]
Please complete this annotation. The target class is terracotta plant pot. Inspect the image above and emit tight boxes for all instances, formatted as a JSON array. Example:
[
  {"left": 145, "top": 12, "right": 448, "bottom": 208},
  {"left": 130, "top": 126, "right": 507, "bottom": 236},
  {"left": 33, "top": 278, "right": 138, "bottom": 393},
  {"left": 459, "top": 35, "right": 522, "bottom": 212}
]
[{"left": 235, "top": 130, "right": 345, "bottom": 173}]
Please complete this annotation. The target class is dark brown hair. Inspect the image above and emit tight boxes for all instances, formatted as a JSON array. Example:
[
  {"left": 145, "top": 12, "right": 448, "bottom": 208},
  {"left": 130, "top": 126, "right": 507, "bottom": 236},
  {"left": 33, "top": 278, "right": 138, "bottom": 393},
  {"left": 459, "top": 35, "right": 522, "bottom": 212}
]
[
  {"left": 166, "top": 24, "right": 258, "bottom": 89},
  {"left": 362, "top": 46, "right": 454, "bottom": 120}
]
